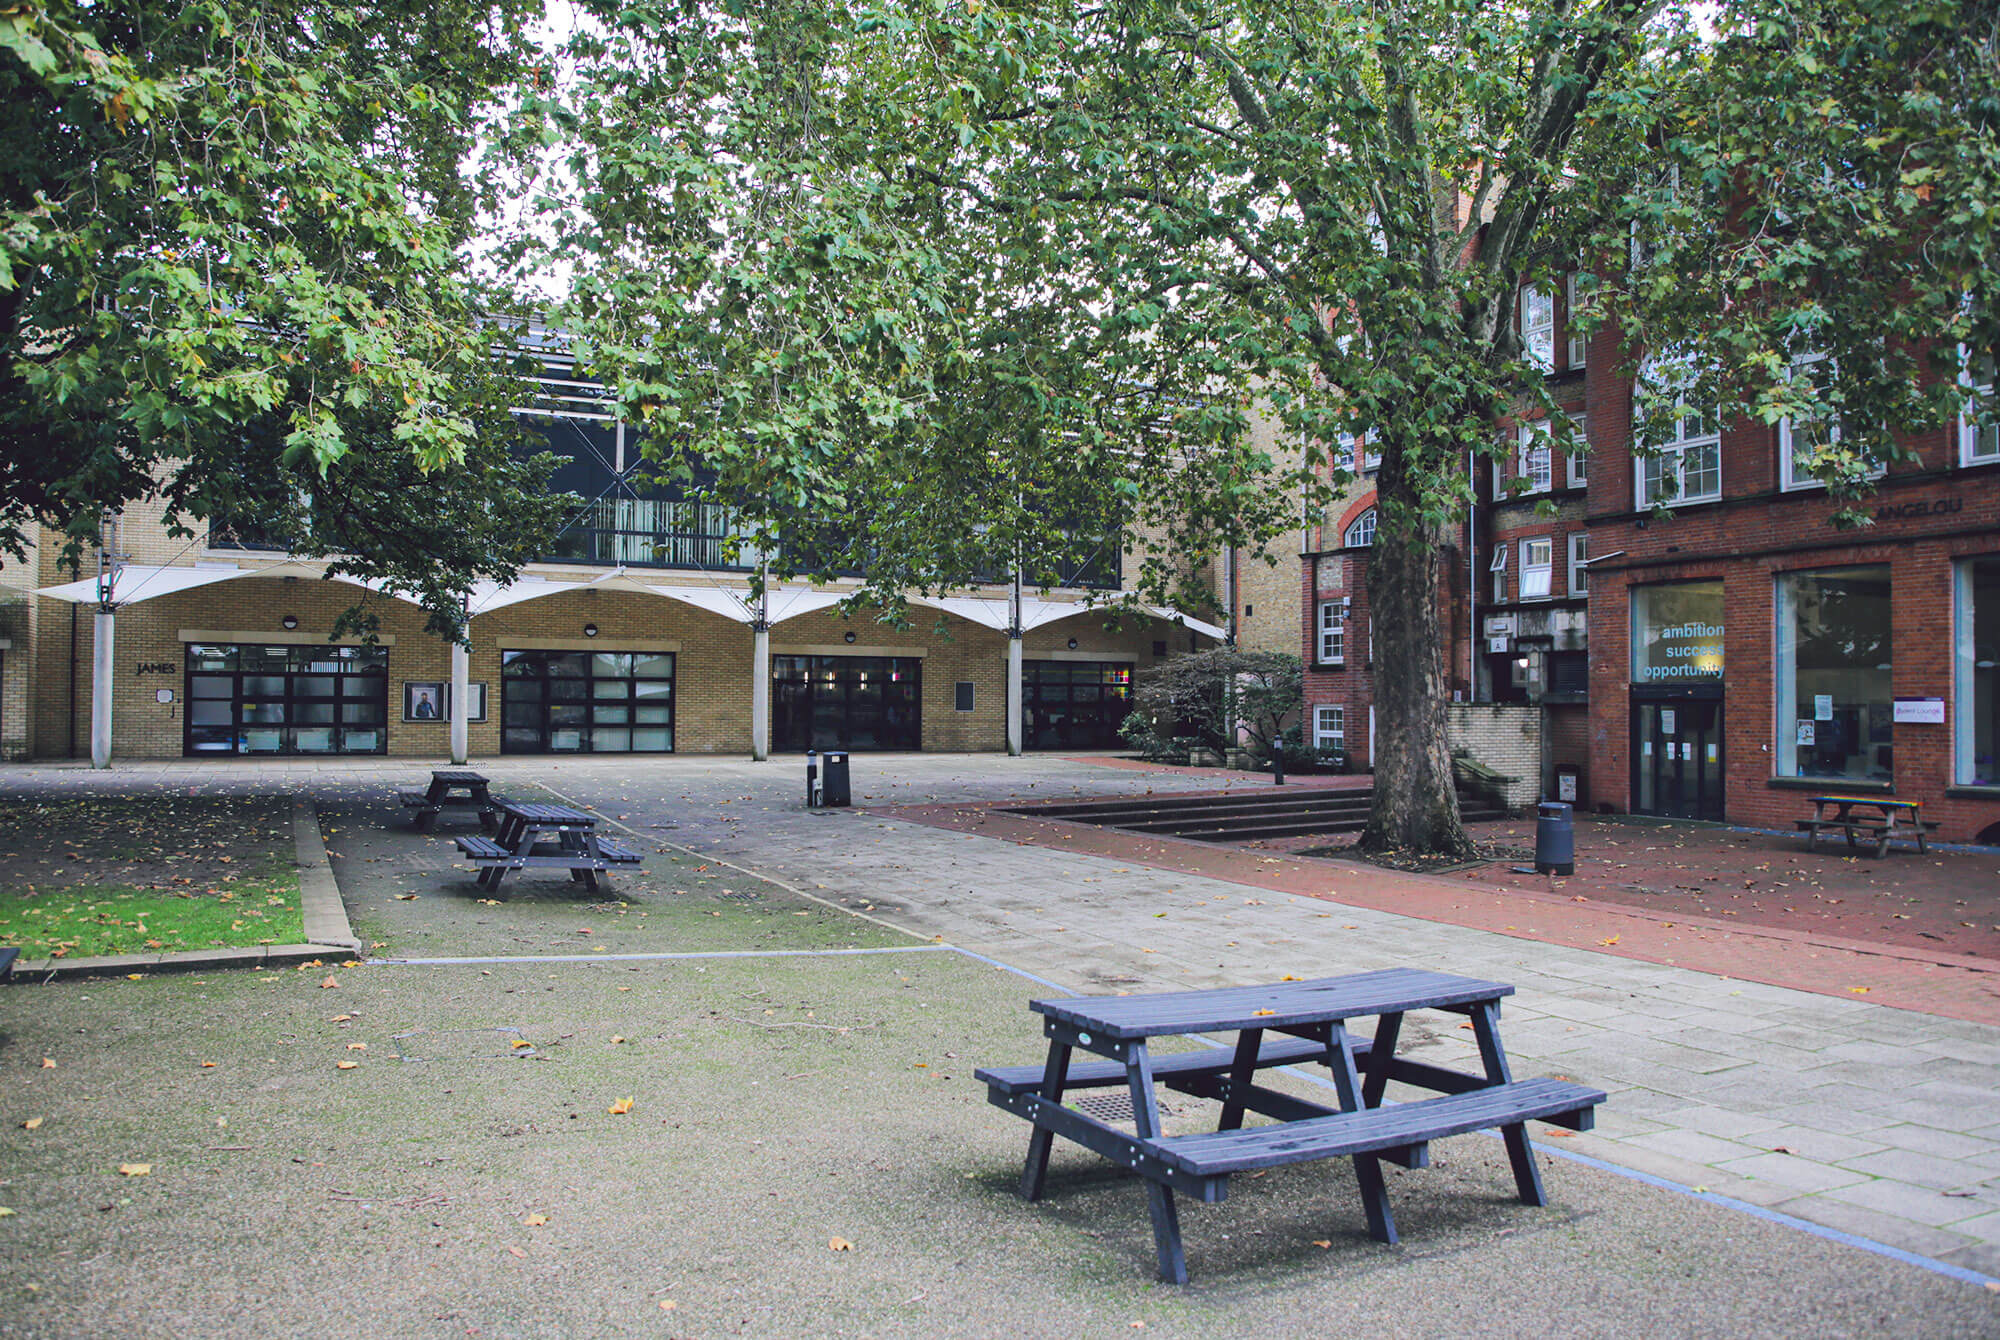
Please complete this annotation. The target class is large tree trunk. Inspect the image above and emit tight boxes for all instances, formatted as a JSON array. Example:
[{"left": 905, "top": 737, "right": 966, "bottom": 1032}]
[{"left": 1358, "top": 511, "right": 1475, "bottom": 858}]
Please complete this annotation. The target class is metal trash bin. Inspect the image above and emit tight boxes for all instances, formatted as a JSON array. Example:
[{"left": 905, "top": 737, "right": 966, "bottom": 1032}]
[
  {"left": 806, "top": 750, "right": 822, "bottom": 807},
  {"left": 1535, "top": 800, "right": 1574, "bottom": 876},
  {"left": 820, "top": 751, "right": 852, "bottom": 807}
]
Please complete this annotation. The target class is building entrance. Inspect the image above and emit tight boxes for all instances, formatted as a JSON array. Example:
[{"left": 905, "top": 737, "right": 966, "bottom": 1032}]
[
  {"left": 184, "top": 643, "right": 388, "bottom": 756},
  {"left": 772, "top": 655, "right": 921, "bottom": 751},
  {"left": 1024, "top": 661, "right": 1134, "bottom": 749},
  {"left": 1631, "top": 698, "right": 1723, "bottom": 821}
]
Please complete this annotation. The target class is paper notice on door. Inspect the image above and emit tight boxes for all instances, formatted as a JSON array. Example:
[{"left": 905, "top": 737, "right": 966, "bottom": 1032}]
[
  {"left": 1660, "top": 709, "right": 1676, "bottom": 735},
  {"left": 1706, "top": 742, "right": 1718, "bottom": 762},
  {"left": 1814, "top": 694, "right": 1834, "bottom": 721},
  {"left": 1796, "top": 720, "right": 1816, "bottom": 745}
]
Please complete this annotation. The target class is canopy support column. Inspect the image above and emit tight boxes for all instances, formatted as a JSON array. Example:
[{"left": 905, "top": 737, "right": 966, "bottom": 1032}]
[
  {"left": 90, "top": 609, "right": 114, "bottom": 769},
  {"left": 449, "top": 639, "right": 470, "bottom": 765},
  {"left": 1006, "top": 569, "right": 1024, "bottom": 756}
]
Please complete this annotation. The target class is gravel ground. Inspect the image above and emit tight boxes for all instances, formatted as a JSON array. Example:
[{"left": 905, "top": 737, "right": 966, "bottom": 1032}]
[{"left": 2, "top": 951, "right": 1996, "bottom": 1339}]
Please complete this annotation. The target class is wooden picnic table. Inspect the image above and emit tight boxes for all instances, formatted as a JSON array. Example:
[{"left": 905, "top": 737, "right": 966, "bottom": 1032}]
[
  {"left": 977, "top": 969, "right": 1603, "bottom": 1284},
  {"left": 1798, "top": 794, "right": 1933, "bottom": 857},
  {"left": 398, "top": 769, "right": 499, "bottom": 832},
  {"left": 451, "top": 801, "right": 640, "bottom": 892}
]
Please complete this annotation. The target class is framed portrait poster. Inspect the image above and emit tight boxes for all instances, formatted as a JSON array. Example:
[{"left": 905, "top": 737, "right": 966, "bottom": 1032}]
[{"left": 403, "top": 681, "right": 487, "bottom": 722}]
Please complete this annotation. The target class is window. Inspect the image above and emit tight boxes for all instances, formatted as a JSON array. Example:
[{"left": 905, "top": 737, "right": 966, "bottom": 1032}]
[
  {"left": 1520, "top": 538, "right": 1554, "bottom": 600},
  {"left": 1565, "top": 271, "right": 1590, "bottom": 369},
  {"left": 1344, "top": 508, "right": 1376, "bottom": 548},
  {"left": 183, "top": 644, "right": 388, "bottom": 756},
  {"left": 1489, "top": 544, "right": 1508, "bottom": 602},
  {"left": 1518, "top": 422, "right": 1554, "bottom": 494},
  {"left": 1313, "top": 704, "right": 1346, "bottom": 753},
  {"left": 1778, "top": 353, "right": 1878, "bottom": 490},
  {"left": 1023, "top": 662, "right": 1132, "bottom": 750},
  {"left": 1568, "top": 532, "right": 1589, "bottom": 595},
  {"left": 1316, "top": 600, "right": 1346, "bottom": 664},
  {"left": 1361, "top": 429, "right": 1382, "bottom": 473},
  {"left": 1631, "top": 581, "right": 1724, "bottom": 684},
  {"left": 1566, "top": 413, "right": 1589, "bottom": 488},
  {"left": 1963, "top": 347, "right": 1998, "bottom": 466},
  {"left": 1955, "top": 557, "right": 2000, "bottom": 786},
  {"left": 1521, "top": 285, "right": 1555, "bottom": 373},
  {"left": 1633, "top": 356, "right": 1721, "bottom": 507},
  {"left": 502, "top": 650, "right": 676, "bottom": 753},
  {"left": 1775, "top": 567, "right": 1892, "bottom": 781}
]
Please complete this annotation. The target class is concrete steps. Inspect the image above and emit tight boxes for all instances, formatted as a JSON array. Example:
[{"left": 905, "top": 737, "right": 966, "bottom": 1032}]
[{"left": 1007, "top": 788, "right": 1507, "bottom": 844}]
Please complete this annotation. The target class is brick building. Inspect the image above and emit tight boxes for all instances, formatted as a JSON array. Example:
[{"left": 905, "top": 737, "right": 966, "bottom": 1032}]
[
  {"left": 0, "top": 352, "right": 1230, "bottom": 763},
  {"left": 1294, "top": 268, "right": 2000, "bottom": 844}
]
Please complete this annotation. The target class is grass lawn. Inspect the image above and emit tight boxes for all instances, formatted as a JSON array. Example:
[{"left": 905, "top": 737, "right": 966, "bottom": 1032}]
[{"left": 0, "top": 853, "right": 303, "bottom": 958}]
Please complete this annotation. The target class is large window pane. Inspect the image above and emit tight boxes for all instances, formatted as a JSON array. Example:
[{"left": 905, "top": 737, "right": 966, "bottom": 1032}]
[
  {"left": 1957, "top": 557, "right": 2000, "bottom": 785},
  {"left": 1630, "top": 582, "right": 1724, "bottom": 684},
  {"left": 1776, "top": 566, "right": 1892, "bottom": 780}
]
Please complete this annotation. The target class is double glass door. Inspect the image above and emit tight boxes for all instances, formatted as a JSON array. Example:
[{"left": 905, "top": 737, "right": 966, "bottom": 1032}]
[
  {"left": 771, "top": 655, "right": 921, "bottom": 751},
  {"left": 1632, "top": 700, "right": 1723, "bottom": 820},
  {"left": 183, "top": 643, "right": 388, "bottom": 755}
]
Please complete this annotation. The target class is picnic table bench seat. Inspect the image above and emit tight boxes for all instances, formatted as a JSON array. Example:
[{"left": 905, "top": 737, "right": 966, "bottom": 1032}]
[
  {"left": 979, "top": 1034, "right": 1343, "bottom": 1097},
  {"left": 592, "top": 839, "right": 643, "bottom": 865},
  {"left": 1144, "top": 1077, "right": 1602, "bottom": 1184}
]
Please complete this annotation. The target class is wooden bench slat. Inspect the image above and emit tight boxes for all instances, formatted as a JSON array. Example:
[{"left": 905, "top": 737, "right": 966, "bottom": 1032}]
[
  {"left": 976, "top": 1035, "right": 1347, "bottom": 1096},
  {"left": 593, "top": 840, "right": 643, "bottom": 864},
  {"left": 454, "top": 836, "right": 510, "bottom": 859},
  {"left": 1144, "top": 1077, "right": 1603, "bottom": 1176}
]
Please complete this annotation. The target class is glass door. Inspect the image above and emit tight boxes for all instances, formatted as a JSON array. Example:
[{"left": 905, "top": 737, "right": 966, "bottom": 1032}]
[{"left": 1632, "top": 700, "right": 1723, "bottom": 820}]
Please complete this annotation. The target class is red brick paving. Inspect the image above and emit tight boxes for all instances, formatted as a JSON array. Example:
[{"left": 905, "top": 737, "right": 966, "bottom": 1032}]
[{"left": 872, "top": 794, "right": 2000, "bottom": 1027}]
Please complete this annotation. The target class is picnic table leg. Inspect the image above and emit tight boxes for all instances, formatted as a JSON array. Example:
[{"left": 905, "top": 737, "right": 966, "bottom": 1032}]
[
  {"left": 1019, "top": 1041, "right": 1070, "bottom": 1202},
  {"left": 1470, "top": 1002, "right": 1547, "bottom": 1207},
  {"left": 1217, "top": 1027, "right": 1263, "bottom": 1131},
  {"left": 1361, "top": 1012, "right": 1403, "bottom": 1108},
  {"left": 1124, "top": 1046, "right": 1187, "bottom": 1285},
  {"left": 1323, "top": 1020, "right": 1398, "bottom": 1243}
]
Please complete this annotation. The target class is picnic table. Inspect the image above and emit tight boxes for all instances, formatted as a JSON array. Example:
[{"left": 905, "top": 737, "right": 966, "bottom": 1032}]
[
  {"left": 452, "top": 801, "right": 641, "bottom": 892},
  {"left": 1798, "top": 794, "right": 1934, "bottom": 857},
  {"left": 398, "top": 769, "right": 499, "bottom": 832},
  {"left": 977, "top": 969, "right": 1603, "bottom": 1284}
]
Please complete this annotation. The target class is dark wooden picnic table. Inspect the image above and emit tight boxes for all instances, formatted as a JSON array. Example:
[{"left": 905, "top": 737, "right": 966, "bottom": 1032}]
[
  {"left": 452, "top": 801, "right": 640, "bottom": 892},
  {"left": 398, "top": 769, "right": 498, "bottom": 832},
  {"left": 977, "top": 968, "right": 1603, "bottom": 1284},
  {"left": 1798, "top": 794, "right": 1934, "bottom": 856}
]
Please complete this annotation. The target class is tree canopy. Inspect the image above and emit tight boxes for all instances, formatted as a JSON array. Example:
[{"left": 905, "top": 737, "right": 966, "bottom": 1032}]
[
  {"left": 535, "top": 0, "right": 1993, "bottom": 851},
  {"left": 1, "top": 0, "right": 565, "bottom": 634}
]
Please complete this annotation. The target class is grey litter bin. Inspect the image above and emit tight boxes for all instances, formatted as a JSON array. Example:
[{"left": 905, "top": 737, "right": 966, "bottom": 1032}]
[
  {"left": 820, "top": 751, "right": 852, "bottom": 807},
  {"left": 806, "top": 750, "right": 821, "bottom": 807},
  {"left": 1535, "top": 800, "right": 1575, "bottom": 876}
]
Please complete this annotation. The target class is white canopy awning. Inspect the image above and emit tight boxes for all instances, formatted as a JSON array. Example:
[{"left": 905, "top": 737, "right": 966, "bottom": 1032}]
[
  {"left": 36, "top": 561, "right": 403, "bottom": 608},
  {"left": 903, "top": 594, "right": 1225, "bottom": 642}
]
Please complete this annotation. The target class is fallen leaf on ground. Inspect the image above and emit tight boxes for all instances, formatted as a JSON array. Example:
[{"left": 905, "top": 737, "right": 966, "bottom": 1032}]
[
  {"left": 1252, "top": 1009, "right": 1276, "bottom": 1017},
  {"left": 328, "top": 1014, "right": 352, "bottom": 1023},
  {"left": 346, "top": 1043, "right": 367, "bottom": 1051},
  {"left": 336, "top": 1060, "right": 359, "bottom": 1070},
  {"left": 118, "top": 1164, "right": 151, "bottom": 1177},
  {"left": 1848, "top": 987, "right": 1870, "bottom": 994},
  {"left": 41, "top": 1058, "right": 55, "bottom": 1069},
  {"left": 510, "top": 1039, "right": 533, "bottom": 1050},
  {"left": 610, "top": 1036, "right": 626, "bottom": 1044},
  {"left": 828, "top": 1237, "right": 853, "bottom": 1251},
  {"left": 200, "top": 1061, "right": 216, "bottom": 1068},
  {"left": 507, "top": 1245, "right": 525, "bottom": 1258},
  {"left": 1597, "top": 935, "right": 1621, "bottom": 947},
  {"left": 396, "top": 894, "right": 418, "bottom": 900},
  {"left": 21, "top": 1117, "right": 43, "bottom": 1130},
  {"left": 1312, "top": 1240, "right": 1331, "bottom": 1249},
  {"left": 523, "top": 1214, "right": 550, "bottom": 1227},
  {"left": 319, "top": 976, "right": 339, "bottom": 989},
  {"left": 608, "top": 1097, "right": 634, "bottom": 1115},
  {"left": 0, "top": 1208, "right": 14, "bottom": 1217},
  {"left": 658, "top": 1300, "right": 677, "bottom": 1312}
]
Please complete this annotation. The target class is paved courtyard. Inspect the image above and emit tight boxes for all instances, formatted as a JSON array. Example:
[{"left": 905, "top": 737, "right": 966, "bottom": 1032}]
[{"left": 4, "top": 751, "right": 2000, "bottom": 1328}]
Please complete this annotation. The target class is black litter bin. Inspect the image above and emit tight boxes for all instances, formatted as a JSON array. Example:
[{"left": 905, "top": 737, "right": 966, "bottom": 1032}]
[
  {"left": 1535, "top": 800, "right": 1574, "bottom": 876},
  {"left": 820, "top": 751, "right": 852, "bottom": 807}
]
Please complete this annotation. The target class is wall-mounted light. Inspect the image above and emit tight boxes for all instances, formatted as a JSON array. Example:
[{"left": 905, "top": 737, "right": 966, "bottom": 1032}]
[
  {"left": 583, "top": 623, "right": 599, "bottom": 639},
  {"left": 1067, "top": 637, "right": 1079, "bottom": 649},
  {"left": 844, "top": 631, "right": 857, "bottom": 644},
  {"left": 281, "top": 615, "right": 299, "bottom": 630}
]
